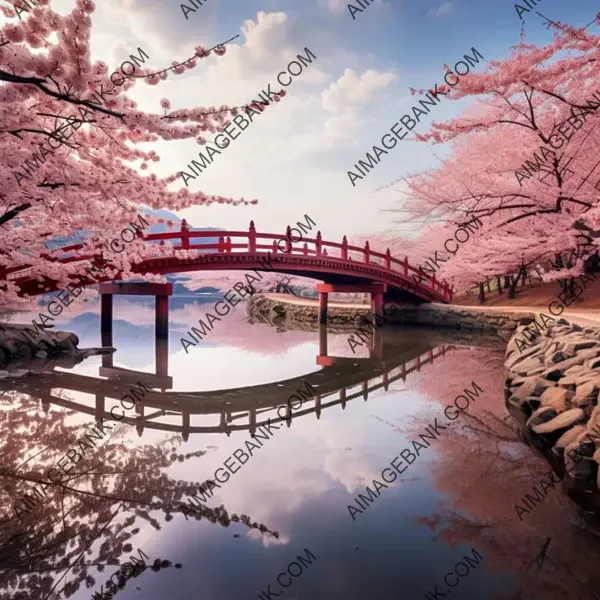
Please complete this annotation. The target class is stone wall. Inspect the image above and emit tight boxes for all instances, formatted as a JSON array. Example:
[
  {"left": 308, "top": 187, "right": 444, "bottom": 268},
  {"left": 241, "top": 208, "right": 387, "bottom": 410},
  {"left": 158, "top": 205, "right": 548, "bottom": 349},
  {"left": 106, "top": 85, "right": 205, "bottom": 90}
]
[
  {"left": 383, "top": 303, "right": 535, "bottom": 338},
  {"left": 247, "top": 294, "right": 542, "bottom": 340},
  {"left": 505, "top": 319, "right": 600, "bottom": 487},
  {"left": 248, "top": 294, "right": 370, "bottom": 330}
]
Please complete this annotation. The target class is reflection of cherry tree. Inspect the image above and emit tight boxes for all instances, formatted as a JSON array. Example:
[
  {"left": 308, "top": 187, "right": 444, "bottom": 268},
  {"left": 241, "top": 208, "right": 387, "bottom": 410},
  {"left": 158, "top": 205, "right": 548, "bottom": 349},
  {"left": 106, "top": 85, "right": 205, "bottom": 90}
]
[
  {"left": 406, "top": 346, "right": 600, "bottom": 600},
  {"left": 0, "top": 391, "right": 278, "bottom": 600}
]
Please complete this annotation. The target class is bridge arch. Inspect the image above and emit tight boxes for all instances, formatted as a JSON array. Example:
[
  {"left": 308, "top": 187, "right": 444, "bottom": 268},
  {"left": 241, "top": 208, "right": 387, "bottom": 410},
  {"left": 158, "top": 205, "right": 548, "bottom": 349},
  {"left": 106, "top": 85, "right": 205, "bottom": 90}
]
[{"left": 4, "top": 221, "right": 452, "bottom": 304}]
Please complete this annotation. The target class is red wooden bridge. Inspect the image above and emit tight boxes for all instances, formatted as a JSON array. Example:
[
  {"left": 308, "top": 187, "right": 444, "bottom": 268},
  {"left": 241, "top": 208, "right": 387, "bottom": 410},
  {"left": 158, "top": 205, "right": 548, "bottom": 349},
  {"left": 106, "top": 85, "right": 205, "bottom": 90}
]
[{"left": 3, "top": 221, "right": 452, "bottom": 303}]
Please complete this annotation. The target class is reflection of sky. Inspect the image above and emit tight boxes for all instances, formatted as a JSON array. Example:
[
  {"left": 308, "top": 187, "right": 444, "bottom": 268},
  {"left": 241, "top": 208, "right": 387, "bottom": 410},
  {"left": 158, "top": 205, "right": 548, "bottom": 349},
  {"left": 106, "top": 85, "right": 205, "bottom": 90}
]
[{"left": 10, "top": 297, "right": 512, "bottom": 600}]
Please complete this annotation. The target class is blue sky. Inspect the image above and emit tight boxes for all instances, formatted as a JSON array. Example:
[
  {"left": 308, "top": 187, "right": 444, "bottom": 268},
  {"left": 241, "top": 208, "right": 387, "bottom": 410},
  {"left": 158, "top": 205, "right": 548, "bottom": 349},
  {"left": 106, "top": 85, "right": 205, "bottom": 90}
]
[{"left": 47, "top": 0, "right": 600, "bottom": 239}]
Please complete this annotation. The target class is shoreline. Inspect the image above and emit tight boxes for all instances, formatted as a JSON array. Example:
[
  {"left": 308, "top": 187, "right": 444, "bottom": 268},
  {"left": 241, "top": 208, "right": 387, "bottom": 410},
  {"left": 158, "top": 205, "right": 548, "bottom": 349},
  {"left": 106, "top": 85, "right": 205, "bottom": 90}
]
[{"left": 247, "top": 293, "right": 600, "bottom": 331}]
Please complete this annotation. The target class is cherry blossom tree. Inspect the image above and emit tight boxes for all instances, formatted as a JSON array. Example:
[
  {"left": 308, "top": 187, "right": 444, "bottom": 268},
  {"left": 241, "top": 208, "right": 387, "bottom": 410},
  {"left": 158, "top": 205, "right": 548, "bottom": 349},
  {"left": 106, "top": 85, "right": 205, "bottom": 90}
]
[
  {"left": 386, "top": 13, "right": 600, "bottom": 293},
  {"left": 0, "top": 0, "right": 284, "bottom": 306}
]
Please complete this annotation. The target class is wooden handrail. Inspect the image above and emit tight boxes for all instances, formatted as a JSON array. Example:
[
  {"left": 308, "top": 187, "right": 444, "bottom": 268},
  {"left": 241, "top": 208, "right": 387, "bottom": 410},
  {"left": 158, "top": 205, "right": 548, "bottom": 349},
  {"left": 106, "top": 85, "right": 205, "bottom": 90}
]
[{"left": 5, "top": 221, "right": 453, "bottom": 302}]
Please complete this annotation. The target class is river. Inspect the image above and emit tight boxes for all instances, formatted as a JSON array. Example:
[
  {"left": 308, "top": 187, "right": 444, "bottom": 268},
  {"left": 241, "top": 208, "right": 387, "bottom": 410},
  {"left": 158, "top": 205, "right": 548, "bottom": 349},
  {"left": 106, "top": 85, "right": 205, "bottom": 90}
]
[{"left": 1, "top": 294, "right": 599, "bottom": 600}]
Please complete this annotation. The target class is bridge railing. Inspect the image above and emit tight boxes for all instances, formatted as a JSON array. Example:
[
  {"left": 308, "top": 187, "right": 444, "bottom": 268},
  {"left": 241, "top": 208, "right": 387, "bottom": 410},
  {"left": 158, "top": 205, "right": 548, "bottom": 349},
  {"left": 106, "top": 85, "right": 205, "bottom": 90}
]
[
  {"left": 145, "top": 220, "right": 451, "bottom": 302},
  {"left": 4, "top": 220, "right": 452, "bottom": 302}
]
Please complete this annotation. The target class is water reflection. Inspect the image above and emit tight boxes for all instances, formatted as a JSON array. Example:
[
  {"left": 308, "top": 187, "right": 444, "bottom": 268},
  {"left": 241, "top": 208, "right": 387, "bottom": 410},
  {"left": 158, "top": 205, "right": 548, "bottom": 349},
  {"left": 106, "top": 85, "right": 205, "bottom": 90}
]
[{"left": 0, "top": 295, "right": 599, "bottom": 599}]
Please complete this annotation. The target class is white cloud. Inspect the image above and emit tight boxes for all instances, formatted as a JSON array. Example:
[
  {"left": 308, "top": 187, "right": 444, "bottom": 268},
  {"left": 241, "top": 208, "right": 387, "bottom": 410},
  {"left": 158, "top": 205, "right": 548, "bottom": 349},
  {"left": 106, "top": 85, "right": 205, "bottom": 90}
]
[
  {"left": 321, "top": 0, "right": 391, "bottom": 17},
  {"left": 430, "top": 2, "right": 453, "bottom": 17},
  {"left": 43, "top": 2, "right": 418, "bottom": 241},
  {"left": 324, "top": 0, "right": 347, "bottom": 13},
  {"left": 322, "top": 69, "right": 397, "bottom": 113}
]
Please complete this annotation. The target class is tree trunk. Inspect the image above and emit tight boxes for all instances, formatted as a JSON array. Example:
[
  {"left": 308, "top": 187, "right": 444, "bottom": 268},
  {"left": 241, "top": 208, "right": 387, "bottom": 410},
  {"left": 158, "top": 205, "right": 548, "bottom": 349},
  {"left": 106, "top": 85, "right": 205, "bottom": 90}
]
[
  {"left": 554, "top": 252, "right": 564, "bottom": 270},
  {"left": 478, "top": 282, "right": 486, "bottom": 304},
  {"left": 508, "top": 275, "right": 518, "bottom": 299},
  {"left": 486, "top": 280, "right": 491, "bottom": 292},
  {"left": 497, "top": 277, "right": 503, "bottom": 294},
  {"left": 504, "top": 275, "right": 511, "bottom": 289},
  {"left": 520, "top": 268, "right": 527, "bottom": 288},
  {"left": 589, "top": 251, "right": 599, "bottom": 275}
]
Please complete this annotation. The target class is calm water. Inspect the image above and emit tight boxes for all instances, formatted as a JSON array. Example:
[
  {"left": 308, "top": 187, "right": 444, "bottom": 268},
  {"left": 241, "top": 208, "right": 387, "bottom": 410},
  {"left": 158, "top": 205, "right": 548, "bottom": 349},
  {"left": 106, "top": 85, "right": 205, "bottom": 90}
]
[{"left": 2, "top": 295, "right": 600, "bottom": 600}]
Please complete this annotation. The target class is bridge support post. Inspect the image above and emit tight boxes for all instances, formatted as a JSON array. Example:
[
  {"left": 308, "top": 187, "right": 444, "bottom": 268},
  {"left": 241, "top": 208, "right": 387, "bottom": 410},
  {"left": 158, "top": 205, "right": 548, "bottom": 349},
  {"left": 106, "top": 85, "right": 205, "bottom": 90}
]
[
  {"left": 182, "top": 411, "right": 190, "bottom": 442},
  {"left": 316, "top": 323, "right": 334, "bottom": 367},
  {"left": 249, "top": 408, "right": 257, "bottom": 437},
  {"left": 156, "top": 294, "right": 169, "bottom": 340},
  {"left": 318, "top": 291, "right": 328, "bottom": 325},
  {"left": 372, "top": 291, "right": 384, "bottom": 321},
  {"left": 369, "top": 329, "right": 383, "bottom": 359},
  {"left": 101, "top": 293, "right": 113, "bottom": 334},
  {"left": 95, "top": 394, "right": 106, "bottom": 429}
]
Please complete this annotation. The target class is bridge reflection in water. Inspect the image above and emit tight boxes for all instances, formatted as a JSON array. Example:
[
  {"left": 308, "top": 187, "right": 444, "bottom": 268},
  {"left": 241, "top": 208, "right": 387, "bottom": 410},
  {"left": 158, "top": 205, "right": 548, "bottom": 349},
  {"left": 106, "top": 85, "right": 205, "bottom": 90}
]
[{"left": 1, "top": 318, "right": 455, "bottom": 442}]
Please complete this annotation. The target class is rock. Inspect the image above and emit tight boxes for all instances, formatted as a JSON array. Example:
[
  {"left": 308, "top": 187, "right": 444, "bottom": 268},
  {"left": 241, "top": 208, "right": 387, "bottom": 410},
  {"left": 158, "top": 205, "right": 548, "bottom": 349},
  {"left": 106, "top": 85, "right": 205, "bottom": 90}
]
[
  {"left": 527, "top": 407, "right": 558, "bottom": 429},
  {"left": 8, "top": 369, "right": 30, "bottom": 378},
  {"left": 512, "top": 355, "right": 548, "bottom": 376},
  {"left": 0, "top": 370, "right": 9, "bottom": 378},
  {"left": 511, "top": 376, "right": 551, "bottom": 402},
  {"left": 579, "top": 348, "right": 600, "bottom": 361},
  {"left": 563, "top": 365, "right": 587, "bottom": 376},
  {"left": 0, "top": 340, "right": 18, "bottom": 357},
  {"left": 577, "top": 373, "right": 600, "bottom": 385},
  {"left": 35, "top": 350, "right": 48, "bottom": 358},
  {"left": 556, "top": 376, "right": 579, "bottom": 390},
  {"left": 524, "top": 396, "right": 542, "bottom": 413},
  {"left": 55, "top": 331, "right": 80, "bottom": 346},
  {"left": 508, "top": 394, "right": 541, "bottom": 412},
  {"left": 572, "top": 394, "right": 595, "bottom": 408},
  {"left": 532, "top": 408, "right": 585, "bottom": 434},
  {"left": 553, "top": 355, "right": 588, "bottom": 371},
  {"left": 572, "top": 430, "right": 597, "bottom": 455},
  {"left": 58, "top": 339, "right": 77, "bottom": 353},
  {"left": 539, "top": 387, "right": 570, "bottom": 413},
  {"left": 555, "top": 424, "right": 586, "bottom": 450},
  {"left": 564, "top": 340, "right": 599, "bottom": 353},
  {"left": 505, "top": 343, "right": 543, "bottom": 369},
  {"left": 572, "top": 381, "right": 599, "bottom": 408},
  {"left": 540, "top": 354, "right": 591, "bottom": 380},
  {"left": 565, "top": 439, "right": 593, "bottom": 478},
  {"left": 586, "top": 406, "right": 600, "bottom": 434},
  {"left": 551, "top": 351, "right": 571, "bottom": 364}
]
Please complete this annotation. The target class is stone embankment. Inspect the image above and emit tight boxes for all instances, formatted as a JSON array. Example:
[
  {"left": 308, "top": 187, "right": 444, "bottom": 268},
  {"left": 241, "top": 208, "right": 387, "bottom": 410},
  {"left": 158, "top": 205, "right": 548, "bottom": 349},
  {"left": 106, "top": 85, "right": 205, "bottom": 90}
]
[
  {"left": 0, "top": 322, "right": 113, "bottom": 375},
  {"left": 248, "top": 294, "right": 543, "bottom": 339},
  {"left": 248, "top": 294, "right": 371, "bottom": 331},
  {"left": 505, "top": 319, "right": 600, "bottom": 486}
]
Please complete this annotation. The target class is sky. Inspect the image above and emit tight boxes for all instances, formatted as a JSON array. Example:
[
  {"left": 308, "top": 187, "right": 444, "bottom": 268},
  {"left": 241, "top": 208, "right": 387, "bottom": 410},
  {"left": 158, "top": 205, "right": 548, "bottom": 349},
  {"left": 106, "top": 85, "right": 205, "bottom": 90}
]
[{"left": 26, "top": 0, "right": 600, "bottom": 242}]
